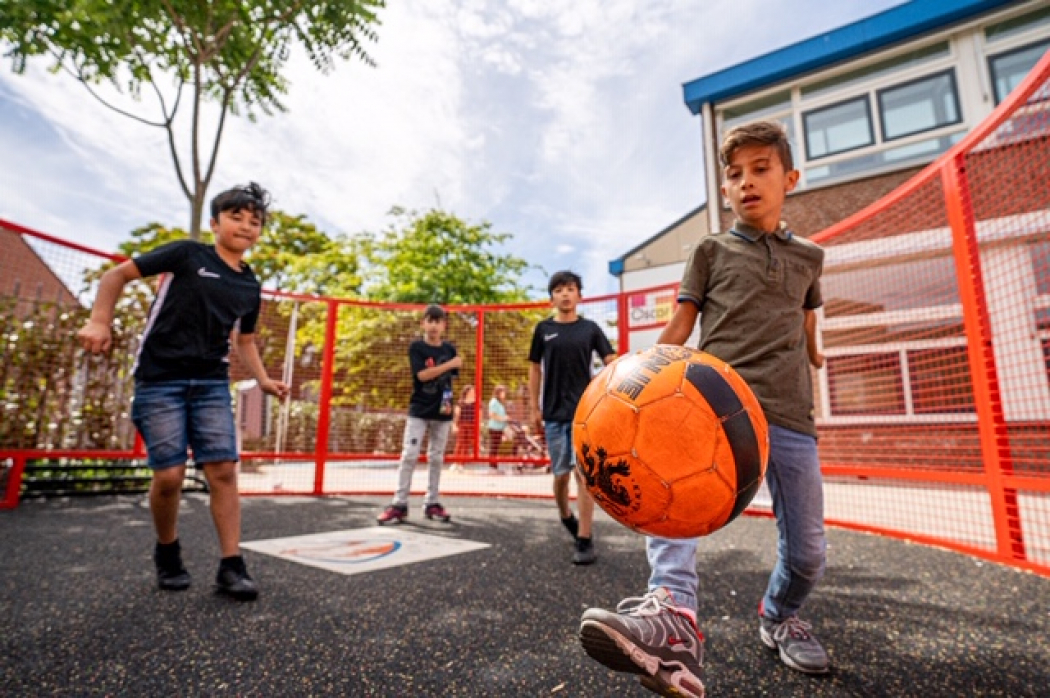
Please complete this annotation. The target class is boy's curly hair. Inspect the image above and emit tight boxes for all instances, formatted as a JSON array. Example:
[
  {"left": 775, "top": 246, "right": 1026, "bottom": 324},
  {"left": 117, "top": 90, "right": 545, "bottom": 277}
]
[
  {"left": 210, "top": 182, "right": 272, "bottom": 225},
  {"left": 719, "top": 121, "right": 794, "bottom": 172}
]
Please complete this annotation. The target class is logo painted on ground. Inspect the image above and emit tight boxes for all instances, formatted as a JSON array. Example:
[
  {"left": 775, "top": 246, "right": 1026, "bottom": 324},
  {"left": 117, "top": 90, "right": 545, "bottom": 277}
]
[{"left": 242, "top": 527, "right": 490, "bottom": 577}]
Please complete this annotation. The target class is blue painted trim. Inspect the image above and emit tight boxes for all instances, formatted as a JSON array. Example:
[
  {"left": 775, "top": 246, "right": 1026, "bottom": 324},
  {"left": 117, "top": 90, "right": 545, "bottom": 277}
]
[{"left": 682, "top": 0, "right": 1017, "bottom": 114}]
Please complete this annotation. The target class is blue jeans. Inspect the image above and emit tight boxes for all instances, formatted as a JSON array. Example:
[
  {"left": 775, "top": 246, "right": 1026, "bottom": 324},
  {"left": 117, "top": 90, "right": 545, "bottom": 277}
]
[
  {"left": 544, "top": 421, "right": 575, "bottom": 476},
  {"left": 131, "top": 380, "right": 238, "bottom": 469},
  {"left": 646, "top": 424, "right": 826, "bottom": 620}
]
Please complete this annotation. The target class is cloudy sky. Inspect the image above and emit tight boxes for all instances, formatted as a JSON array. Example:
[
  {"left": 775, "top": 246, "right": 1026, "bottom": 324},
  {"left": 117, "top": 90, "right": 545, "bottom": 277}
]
[{"left": 0, "top": 0, "right": 902, "bottom": 296}]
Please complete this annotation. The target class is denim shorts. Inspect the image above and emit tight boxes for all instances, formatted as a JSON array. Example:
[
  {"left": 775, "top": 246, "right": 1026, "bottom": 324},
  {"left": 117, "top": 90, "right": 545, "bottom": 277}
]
[
  {"left": 131, "top": 380, "right": 238, "bottom": 470},
  {"left": 544, "top": 421, "right": 575, "bottom": 476}
]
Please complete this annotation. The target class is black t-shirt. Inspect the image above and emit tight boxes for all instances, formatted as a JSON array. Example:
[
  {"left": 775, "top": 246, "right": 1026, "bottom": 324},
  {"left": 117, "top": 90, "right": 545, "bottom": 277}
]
[
  {"left": 529, "top": 317, "right": 615, "bottom": 422},
  {"left": 408, "top": 340, "right": 459, "bottom": 421},
  {"left": 132, "top": 240, "right": 261, "bottom": 382}
]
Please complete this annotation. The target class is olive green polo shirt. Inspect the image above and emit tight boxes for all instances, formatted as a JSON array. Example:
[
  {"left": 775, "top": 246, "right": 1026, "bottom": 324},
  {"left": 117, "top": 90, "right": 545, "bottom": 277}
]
[{"left": 678, "top": 220, "right": 824, "bottom": 437}]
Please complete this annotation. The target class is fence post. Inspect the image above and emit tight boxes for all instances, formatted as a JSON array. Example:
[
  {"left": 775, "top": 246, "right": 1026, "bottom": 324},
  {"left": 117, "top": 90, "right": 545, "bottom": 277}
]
[
  {"left": 313, "top": 299, "right": 339, "bottom": 495},
  {"left": 474, "top": 309, "right": 485, "bottom": 461},
  {"left": 617, "top": 290, "right": 630, "bottom": 355},
  {"left": 1, "top": 455, "right": 26, "bottom": 509},
  {"left": 941, "top": 158, "right": 1026, "bottom": 562}
]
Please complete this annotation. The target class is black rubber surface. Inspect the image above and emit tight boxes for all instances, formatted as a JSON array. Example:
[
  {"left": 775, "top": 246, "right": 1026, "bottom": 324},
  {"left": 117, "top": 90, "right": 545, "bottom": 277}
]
[{"left": 1, "top": 494, "right": 1048, "bottom": 696}]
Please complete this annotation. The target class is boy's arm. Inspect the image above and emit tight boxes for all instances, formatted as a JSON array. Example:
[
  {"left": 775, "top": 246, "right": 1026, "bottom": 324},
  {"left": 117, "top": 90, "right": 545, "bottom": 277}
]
[
  {"left": 234, "top": 332, "right": 290, "bottom": 399},
  {"left": 805, "top": 309, "right": 825, "bottom": 369},
  {"left": 416, "top": 355, "right": 463, "bottom": 382},
  {"left": 77, "top": 260, "right": 142, "bottom": 354},
  {"left": 657, "top": 302, "right": 699, "bottom": 346},
  {"left": 528, "top": 362, "right": 543, "bottom": 432}
]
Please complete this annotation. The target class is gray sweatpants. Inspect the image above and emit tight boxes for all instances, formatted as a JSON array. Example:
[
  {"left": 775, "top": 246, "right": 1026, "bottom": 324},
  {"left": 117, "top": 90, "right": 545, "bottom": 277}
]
[{"left": 393, "top": 416, "right": 452, "bottom": 506}]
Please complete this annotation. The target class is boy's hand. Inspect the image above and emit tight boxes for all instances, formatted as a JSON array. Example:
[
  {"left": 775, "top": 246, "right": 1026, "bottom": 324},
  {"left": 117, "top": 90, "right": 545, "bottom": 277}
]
[
  {"left": 77, "top": 321, "right": 113, "bottom": 354},
  {"left": 810, "top": 351, "right": 825, "bottom": 369},
  {"left": 260, "top": 378, "right": 290, "bottom": 400},
  {"left": 530, "top": 407, "right": 544, "bottom": 436},
  {"left": 448, "top": 356, "right": 463, "bottom": 369}
]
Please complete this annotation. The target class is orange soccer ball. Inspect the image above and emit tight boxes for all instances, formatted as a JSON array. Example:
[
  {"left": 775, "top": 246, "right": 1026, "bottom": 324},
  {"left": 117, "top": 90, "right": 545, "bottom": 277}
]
[{"left": 573, "top": 345, "right": 769, "bottom": 538}]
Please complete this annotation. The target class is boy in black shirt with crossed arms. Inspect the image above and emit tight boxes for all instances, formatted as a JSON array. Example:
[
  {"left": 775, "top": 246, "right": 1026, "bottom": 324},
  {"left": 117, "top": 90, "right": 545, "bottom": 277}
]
[
  {"left": 378, "top": 304, "right": 463, "bottom": 524},
  {"left": 78, "top": 182, "right": 287, "bottom": 600}
]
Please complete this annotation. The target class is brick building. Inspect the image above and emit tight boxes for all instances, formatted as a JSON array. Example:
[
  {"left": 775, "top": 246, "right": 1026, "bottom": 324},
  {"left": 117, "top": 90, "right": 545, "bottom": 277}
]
[
  {"left": 0, "top": 226, "right": 78, "bottom": 315},
  {"left": 610, "top": 0, "right": 1050, "bottom": 428}
]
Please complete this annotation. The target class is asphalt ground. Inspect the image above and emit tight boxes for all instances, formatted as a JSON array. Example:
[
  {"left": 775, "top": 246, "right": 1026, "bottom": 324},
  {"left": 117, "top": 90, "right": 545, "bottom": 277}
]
[{"left": 1, "top": 494, "right": 1048, "bottom": 697}]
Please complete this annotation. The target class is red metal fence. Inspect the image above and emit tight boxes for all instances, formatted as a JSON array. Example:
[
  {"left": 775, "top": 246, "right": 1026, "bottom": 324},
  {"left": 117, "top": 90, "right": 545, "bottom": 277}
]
[{"left": 3, "top": 52, "right": 1050, "bottom": 578}]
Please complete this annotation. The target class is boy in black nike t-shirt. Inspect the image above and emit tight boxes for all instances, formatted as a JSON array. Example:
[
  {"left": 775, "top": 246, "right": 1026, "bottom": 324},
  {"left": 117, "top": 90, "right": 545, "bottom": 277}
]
[
  {"left": 78, "top": 182, "right": 288, "bottom": 600},
  {"left": 529, "top": 270, "right": 617, "bottom": 565}
]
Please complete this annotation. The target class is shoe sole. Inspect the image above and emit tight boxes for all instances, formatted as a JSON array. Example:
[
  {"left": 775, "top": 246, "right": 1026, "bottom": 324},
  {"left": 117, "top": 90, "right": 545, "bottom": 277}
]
[
  {"left": 572, "top": 553, "right": 597, "bottom": 565},
  {"left": 157, "top": 572, "right": 191, "bottom": 591},
  {"left": 580, "top": 621, "right": 704, "bottom": 698},
  {"left": 216, "top": 586, "right": 259, "bottom": 601},
  {"left": 424, "top": 515, "right": 451, "bottom": 522},
  {"left": 759, "top": 627, "right": 830, "bottom": 675},
  {"left": 158, "top": 581, "right": 191, "bottom": 591}
]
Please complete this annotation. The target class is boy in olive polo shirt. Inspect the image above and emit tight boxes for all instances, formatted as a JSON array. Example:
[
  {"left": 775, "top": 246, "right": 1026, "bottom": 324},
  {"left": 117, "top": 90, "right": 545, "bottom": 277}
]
[{"left": 579, "top": 121, "right": 829, "bottom": 697}]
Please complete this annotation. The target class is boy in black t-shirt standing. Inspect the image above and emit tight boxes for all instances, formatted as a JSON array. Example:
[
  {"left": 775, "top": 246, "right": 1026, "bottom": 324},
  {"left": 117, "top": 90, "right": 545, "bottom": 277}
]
[
  {"left": 378, "top": 304, "right": 463, "bottom": 524},
  {"left": 529, "top": 271, "right": 617, "bottom": 565},
  {"left": 78, "top": 183, "right": 288, "bottom": 601}
]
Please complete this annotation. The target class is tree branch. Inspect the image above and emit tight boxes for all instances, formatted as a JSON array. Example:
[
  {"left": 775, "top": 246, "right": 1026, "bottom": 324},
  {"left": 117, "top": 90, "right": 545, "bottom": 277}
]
[
  {"left": 158, "top": 0, "right": 202, "bottom": 58},
  {"left": 50, "top": 50, "right": 166, "bottom": 128},
  {"left": 201, "top": 87, "right": 233, "bottom": 193}
]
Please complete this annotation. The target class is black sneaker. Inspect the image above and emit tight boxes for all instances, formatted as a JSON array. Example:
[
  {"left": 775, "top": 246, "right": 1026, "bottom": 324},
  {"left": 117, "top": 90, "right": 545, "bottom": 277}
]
[
  {"left": 215, "top": 556, "right": 258, "bottom": 601},
  {"left": 154, "top": 540, "right": 191, "bottom": 591},
  {"left": 580, "top": 588, "right": 704, "bottom": 698},
  {"left": 573, "top": 536, "right": 597, "bottom": 565},
  {"left": 424, "top": 503, "right": 452, "bottom": 522}
]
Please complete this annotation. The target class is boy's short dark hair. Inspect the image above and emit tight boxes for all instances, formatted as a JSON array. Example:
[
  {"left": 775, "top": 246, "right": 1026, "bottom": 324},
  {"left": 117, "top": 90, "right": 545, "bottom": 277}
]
[
  {"left": 548, "top": 270, "right": 583, "bottom": 297},
  {"left": 719, "top": 121, "right": 795, "bottom": 172},
  {"left": 210, "top": 182, "right": 271, "bottom": 225},
  {"left": 423, "top": 304, "right": 447, "bottom": 321}
]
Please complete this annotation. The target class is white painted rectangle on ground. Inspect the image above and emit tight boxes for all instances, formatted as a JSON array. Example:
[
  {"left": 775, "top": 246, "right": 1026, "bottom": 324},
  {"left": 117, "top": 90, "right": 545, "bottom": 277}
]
[{"left": 242, "top": 526, "right": 490, "bottom": 577}]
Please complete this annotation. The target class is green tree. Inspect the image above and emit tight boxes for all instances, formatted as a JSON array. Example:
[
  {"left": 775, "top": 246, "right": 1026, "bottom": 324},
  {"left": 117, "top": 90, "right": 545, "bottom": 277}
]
[
  {"left": 360, "top": 207, "right": 536, "bottom": 304},
  {"left": 298, "top": 207, "right": 544, "bottom": 415},
  {"left": 0, "top": 0, "right": 383, "bottom": 238},
  {"left": 253, "top": 212, "right": 362, "bottom": 296}
]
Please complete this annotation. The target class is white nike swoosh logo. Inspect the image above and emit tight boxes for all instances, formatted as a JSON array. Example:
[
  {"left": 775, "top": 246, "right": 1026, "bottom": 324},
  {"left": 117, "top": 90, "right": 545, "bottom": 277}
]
[
  {"left": 545, "top": 333, "right": 558, "bottom": 341},
  {"left": 198, "top": 267, "right": 220, "bottom": 278}
]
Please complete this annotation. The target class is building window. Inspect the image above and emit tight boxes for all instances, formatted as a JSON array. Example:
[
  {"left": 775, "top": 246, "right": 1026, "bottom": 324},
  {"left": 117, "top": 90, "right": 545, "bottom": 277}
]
[
  {"left": 878, "top": 70, "right": 961, "bottom": 141},
  {"left": 801, "top": 42, "right": 951, "bottom": 101},
  {"left": 722, "top": 90, "right": 792, "bottom": 129},
  {"left": 827, "top": 353, "right": 905, "bottom": 415},
  {"left": 989, "top": 39, "right": 1050, "bottom": 104},
  {"left": 985, "top": 5, "right": 1050, "bottom": 44},
  {"left": 907, "top": 347, "right": 974, "bottom": 414},
  {"left": 803, "top": 97, "right": 874, "bottom": 160}
]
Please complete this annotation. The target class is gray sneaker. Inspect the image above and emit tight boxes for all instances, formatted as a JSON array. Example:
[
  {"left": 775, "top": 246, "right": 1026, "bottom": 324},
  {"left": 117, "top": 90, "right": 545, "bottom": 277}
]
[
  {"left": 580, "top": 588, "right": 704, "bottom": 698},
  {"left": 759, "top": 615, "right": 830, "bottom": 674}
]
